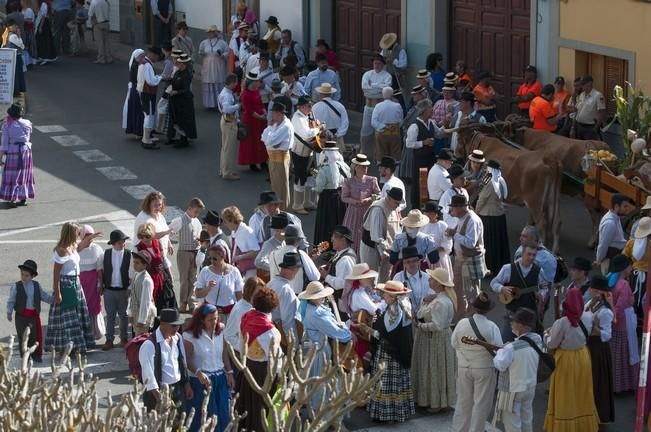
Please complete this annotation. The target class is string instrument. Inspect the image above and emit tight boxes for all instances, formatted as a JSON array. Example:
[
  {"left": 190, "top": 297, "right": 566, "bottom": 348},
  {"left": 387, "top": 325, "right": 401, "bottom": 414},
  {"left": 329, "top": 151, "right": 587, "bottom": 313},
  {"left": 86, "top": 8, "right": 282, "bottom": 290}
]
[
  {"left": 498, "top": 284, "right": 539, "bottom": 305},
  {"left": 327, "top": 294, "right": 362, "bottom": 371},
  {"left": 307, "top": 112, "right": 325, "bottom": 153},
  {"left": 310, "top": 241, "right": 330, "bottom": 260},
  {"left": 461, "top": 336, "right": 502, "bottom": 352}
]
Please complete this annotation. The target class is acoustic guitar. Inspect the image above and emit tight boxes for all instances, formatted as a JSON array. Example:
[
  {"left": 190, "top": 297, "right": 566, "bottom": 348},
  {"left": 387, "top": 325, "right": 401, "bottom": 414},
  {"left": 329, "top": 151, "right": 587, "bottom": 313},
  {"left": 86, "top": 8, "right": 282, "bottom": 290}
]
[
  {"left": 461, "top": 336, "right": 502, "bottom": 352},
  {"left": 498, "top": 285, "right": 539, "bottom": 305}
]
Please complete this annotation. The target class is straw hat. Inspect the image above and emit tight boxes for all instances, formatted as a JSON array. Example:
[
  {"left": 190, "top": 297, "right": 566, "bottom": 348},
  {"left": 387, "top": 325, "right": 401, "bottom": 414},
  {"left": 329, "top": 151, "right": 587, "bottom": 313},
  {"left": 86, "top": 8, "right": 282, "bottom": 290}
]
[
  {"left": 206, "top": 25, "right": 220, "bottom": 33},
  {"left": 316, "top": 83, "right": 337, "bottom": 94},
  {"left": 642, "top": 196, "right": 651, "bottom": 211},
  {"left": 376, "top": 280, "right": 411, "bottom": 295},
  {"left": 351, "top": 154, "right": 371, "bottom": 166},
  {"left": 426, "top": 268, "right": 454, "bottom": 287},
  {"left": 416, "top": 69, "right": 431, "bottom": 79},
  {"left": 298, "top": 281, "right": 334, "bottom": 300},
  {"left": 468, "top": 149, "right": 486, "bottom": 163},
  {"left": 379, "top": 33, "right": 397, "bottom": 49},
  {"left": 634, "top": 217, "right": 651, "bottom": 239},
  {"left": 442, "top": 83, "right": 457, "bottom": 92},
  {"left": 400, "top": 209, "right": 429, "bottom": 228},
  {"left": 345, "top": 263, "right": 379, "bottom": 281}
]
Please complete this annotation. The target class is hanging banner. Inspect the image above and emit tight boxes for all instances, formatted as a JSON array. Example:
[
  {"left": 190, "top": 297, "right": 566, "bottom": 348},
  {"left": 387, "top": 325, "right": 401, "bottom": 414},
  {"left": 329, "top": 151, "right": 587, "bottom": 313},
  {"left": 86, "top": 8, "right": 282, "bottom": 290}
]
[{"left": 0, "top": 48, "right": 16, "bottom": 109}]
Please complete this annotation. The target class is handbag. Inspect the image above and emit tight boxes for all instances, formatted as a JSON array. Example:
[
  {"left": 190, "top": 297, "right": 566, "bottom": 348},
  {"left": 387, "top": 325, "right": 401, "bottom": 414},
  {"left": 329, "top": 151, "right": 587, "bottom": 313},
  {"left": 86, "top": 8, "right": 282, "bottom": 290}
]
[
  {"left": 520, "top": 335, "right": 555, "bottom": 383},
  {"left": 156, "top": 269, "right": 178, "bottom": 311},
  {"left": 60, "top": 277, "right": 79, "bottom": 309},
  {"left": 237, "top": 122, "right": 249, "bottom": 139}
]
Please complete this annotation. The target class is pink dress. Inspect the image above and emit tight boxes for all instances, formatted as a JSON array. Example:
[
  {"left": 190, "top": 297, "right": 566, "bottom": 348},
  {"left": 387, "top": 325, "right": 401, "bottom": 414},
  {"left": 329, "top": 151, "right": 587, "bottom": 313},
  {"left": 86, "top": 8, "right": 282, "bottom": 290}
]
[
  {"left": 341, "top": 175, "right": 380, "bottom": 254},
  {"left": 610, "top": 277, "right": 639, "bottom": 392}
]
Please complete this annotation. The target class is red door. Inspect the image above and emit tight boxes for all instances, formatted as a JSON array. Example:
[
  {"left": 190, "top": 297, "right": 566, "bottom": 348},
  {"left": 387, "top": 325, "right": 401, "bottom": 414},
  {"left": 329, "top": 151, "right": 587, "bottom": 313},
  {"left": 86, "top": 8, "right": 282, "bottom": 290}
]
[
  {"left": 335, "top": 0, "right": 401, "bottom": 111},
  {"left": 450, "top": 0, "right": 530, "bottom": 119}
]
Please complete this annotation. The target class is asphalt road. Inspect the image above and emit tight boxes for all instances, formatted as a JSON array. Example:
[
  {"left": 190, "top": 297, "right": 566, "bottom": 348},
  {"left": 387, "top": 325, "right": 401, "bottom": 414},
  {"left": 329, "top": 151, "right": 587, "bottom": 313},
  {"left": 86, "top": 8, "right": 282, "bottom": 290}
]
[{"left": 0, "top": 43, "right": 635, "bottom": 431}]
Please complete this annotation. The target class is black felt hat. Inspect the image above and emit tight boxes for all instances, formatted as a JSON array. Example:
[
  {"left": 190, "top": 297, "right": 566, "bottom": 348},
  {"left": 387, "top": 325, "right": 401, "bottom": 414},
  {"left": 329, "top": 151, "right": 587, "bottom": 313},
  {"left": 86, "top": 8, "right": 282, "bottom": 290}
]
[
  {"left": 203, "top": 210, "right": 222, "bottom": 226},
  {"left": 590, "top": 275, "right": 610, "bottom": 292},
  {"left": 270, "top": 213, "right": 289, "bottom": 229},
  {"left": 258, "top": 191, "right": 282, "bottom": 205},
  {"left": 332, "top": 225, "right": 353, "bottom": 242},
  {"left": 279, "top": 252, "right": 301, "bottom": 268},
  {"left": 401, "top": 246, "right": 422, "bottom": 261},
  {"left": 571, "top": 257, "right": 591, "bottom": 272},
  {"left": 18, "top": 259, "right": 38, "bottom": 276},
  {"left": 107, "top": 229, "right": 130, "bottom": 245}
]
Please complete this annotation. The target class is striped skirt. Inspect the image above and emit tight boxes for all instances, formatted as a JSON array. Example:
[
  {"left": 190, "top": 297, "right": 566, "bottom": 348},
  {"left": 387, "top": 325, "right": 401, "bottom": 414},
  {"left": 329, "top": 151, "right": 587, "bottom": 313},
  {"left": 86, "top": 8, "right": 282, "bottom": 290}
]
[
  {"left": 367, "top": 340, "right": 415, "bottom": 422},
  {"left": 45, "top": 276, "right": 95, "bottom": 353},
  {"left": 0, "top": 148, "right": 35, "bottom": 202}
]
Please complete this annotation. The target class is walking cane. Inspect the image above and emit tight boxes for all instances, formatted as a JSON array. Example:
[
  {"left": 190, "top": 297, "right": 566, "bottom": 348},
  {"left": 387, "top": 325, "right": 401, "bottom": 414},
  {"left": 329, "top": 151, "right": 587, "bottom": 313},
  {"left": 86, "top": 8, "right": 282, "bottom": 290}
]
[{"left": 635, "top": 254, "right": 651, "bottom": 431}]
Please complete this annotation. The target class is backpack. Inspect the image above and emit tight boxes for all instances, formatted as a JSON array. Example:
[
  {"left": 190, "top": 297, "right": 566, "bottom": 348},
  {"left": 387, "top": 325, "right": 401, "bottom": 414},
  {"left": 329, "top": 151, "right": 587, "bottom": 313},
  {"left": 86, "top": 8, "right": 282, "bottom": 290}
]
[
  {"left": 520, "top": 335, "right": 555, "bottom": 383},
  {"left": 125, "top": 332, "right": 187, "bottom": 384}
]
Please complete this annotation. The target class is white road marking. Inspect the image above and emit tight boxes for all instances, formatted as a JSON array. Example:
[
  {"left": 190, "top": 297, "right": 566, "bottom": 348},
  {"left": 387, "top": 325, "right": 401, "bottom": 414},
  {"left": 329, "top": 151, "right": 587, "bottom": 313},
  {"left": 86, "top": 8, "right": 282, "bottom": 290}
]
[
  {"left": 0, "top": 210, "right": 135, "bottom": 238},
  {"left": 73, "top": 149, "right": 112, "bottom": 163},
  {"left": 34, "top": 125, "right": 67, "bottom": 133},
  {"left": 96, "top": 166, "right": 138, "bottom": 181},
  {"left": 50, "top": 135, "right": 89, "bottom": 147},
  {"left": 164, "top": 206, "right": 184, "bottom": 223},
  {"left": 121, "top": 184, "right": 157, "bottom": 200},
  {"left": 0, "top": 240, "right": 58, "bottom": 243}
]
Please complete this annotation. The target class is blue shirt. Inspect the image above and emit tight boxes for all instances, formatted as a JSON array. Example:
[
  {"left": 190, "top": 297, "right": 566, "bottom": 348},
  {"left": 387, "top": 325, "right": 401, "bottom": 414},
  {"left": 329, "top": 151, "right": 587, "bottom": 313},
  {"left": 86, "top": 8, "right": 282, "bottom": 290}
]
[
  {"left": 304, "top": 69, "right": 341, "bottom": 101},
  {"left": 52, "top": 0, "right": 72, "bottom": 12},
  {"left": 514, "top": 245, "right": 557, "bottom": 285},
  {"left": 301, "top": 303, "right": 352, "bottom": 348}
]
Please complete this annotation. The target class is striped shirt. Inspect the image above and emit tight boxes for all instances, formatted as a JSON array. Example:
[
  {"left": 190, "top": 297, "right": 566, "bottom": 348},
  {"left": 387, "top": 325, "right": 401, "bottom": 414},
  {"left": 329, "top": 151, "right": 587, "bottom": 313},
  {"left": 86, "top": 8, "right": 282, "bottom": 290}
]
[{"left": 170, "top": 213, "right": 202, "bottom": 251}]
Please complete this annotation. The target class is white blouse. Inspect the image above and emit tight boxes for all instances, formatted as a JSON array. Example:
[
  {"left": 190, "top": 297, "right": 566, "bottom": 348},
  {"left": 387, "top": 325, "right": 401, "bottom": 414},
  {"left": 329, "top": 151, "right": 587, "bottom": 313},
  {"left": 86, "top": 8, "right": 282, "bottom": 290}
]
[
  {"left": 183, "top": 330, "right": 225, "bottom": 375},
  {"left": 418, "top": 292, "right": 454, "bottom": 331},
  {"left": 421, "top": 221, "right": 452, "bottom": 254},
  {"left": 53, "top": 249, "right": 80, "bottom": 276},
  {"left": 78, "top": 243, "right": 103, "bottom": 273},
  {"left": 195, "top": 266, "right": 244, "bottom": 307}
]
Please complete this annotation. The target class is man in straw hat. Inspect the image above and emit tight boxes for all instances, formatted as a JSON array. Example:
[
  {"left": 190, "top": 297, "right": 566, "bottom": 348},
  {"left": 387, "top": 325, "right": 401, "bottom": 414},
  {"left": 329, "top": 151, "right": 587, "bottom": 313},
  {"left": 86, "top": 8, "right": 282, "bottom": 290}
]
[
  {"left": 268, "top": 252, "right": 303, "bottom": 341},
  {"left": 416, "top": 69, "right": 438, "bottom": 102},
  {"left": 465, "top": 149, "right": 487, "bottom": 205},
  {"left": 361, "top": 54, "right": 393, "bottom": 159},
  {"left": 390, "top": 211, "right": 438, "bottom": 268},
  {"left": 360, "top": 187, "right": 403, "bottom": 282},
  {"left": 290, "top": 96, "right": 321, "bottom": 215},
  {"left": 623, "top": 215, "right": 651, "bottom": 317},
  {"left": 595, "top": 193, "right": 635, "bottom": 275},
  {"left": 371, "top": 86, "right": 404, "bottom": 163},
  {"left": 393, "top": 246, "right": 433, "bottom": 315},
  {"left": 312, "top": 82, "right": 349, "bottom": 150},
  {"left": 304, "top": 52, "right": 341, "bottom": 101},
  {"left": 493, "top": 307, "right": 542, "bottom": 432},
  {"left": 262, "top": 101, "right": 295, "bottom": 211},
  {"left": 229, "top": 22, "right": 249, "bottom": 71},
  {"left": 447, "top": 194, "right": 488, "bottom": 320},
  {"left": 379, "top": 32, "right": 407, "bottom": 94},
  {"left": 451, "top": 292, "right": 502, "bottom": 432}
]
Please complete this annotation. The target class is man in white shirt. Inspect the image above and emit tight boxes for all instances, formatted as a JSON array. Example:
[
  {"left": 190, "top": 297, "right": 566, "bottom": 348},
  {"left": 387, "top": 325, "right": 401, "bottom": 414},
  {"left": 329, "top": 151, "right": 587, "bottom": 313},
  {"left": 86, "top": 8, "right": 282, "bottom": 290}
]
[
  {"left": 139, "top": 309, "right": 189, "bottom": 411},
  {"left": 304, "top": 53, "right": 341, "bottom": 101},
  {"left": 223, "top": 277, "right": 260, "bottom": 353},
  {"left": 262, "top": 101, "right": 295, "bottom": 211},
  {"left": 256, "top": 52, "right": 277, "bottom": 104},
  {"left": 393, "top": 246, "right": 432, "bottom": 315},
  {"left": 372, "top": 86, "right": 404, "bottom": 162},
  {"left": 268, "top": 252, "right": 302, "bottom": 339},
  {"left": 427, "top": 148, "right": 454, "bottom": 201},
  {"left": 360, "top": 54, "right": 392, "bottom": 161},
  {"left": 571, "top": 75, "right": 607, "bottom": 140},
  {"left": 438, "top": 164, "right": 470, "bottom": 226},
  {"left": 594, "top": 193, "right": 634, "bottom": 274},
  {"left": 229, "top": 23, "right": 249, "bottom": 70},
  {"left": 270, "top": 225, "right": 319, "bottom": 294},
  {"left": 291, "top": 96, "right": 320, "bottom": 214},
  {"left": 255, "top": 213, "right": 288, "bottom": 273},
  {"left": 312, "top": 83, "right": 349, "bottom": 150},
  {"left": 88, "top": 0, "right": 112, "bottom": 64},
  {"left": 451, "top": 293, "right": 503, "bottom": 432},
  {"left": 321, "top": 225, "right": 357, "bottom": 293},
  {"left": 137, "top": 46, "right": 162, "bottom": 148},
  {"left": 218, "top": 74, "right": 241, "bottom": 180},
  {"left": 127, "top": 251, "right": 156, "bottom": 335},
  {"left": 378, "top": 156, "right": 406, "bottom": 214}
]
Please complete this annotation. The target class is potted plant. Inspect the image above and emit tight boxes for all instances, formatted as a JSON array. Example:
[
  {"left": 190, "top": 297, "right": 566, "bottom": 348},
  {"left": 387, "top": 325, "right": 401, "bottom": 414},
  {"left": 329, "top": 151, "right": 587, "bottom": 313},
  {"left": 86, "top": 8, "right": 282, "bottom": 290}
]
[{"left": 613, "top": 83, "right": 651, "bottom": 170}]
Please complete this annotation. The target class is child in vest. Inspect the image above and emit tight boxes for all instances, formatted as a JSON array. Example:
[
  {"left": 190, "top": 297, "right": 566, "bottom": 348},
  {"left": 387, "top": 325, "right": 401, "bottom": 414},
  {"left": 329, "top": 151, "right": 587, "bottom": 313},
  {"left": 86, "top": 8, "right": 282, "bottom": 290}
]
[
  {"left": 196, "top": 230, "right": 211, "bottom": 276},
  {"left": 6, "top": 260, "right": 53, "bottom": 362},
  {"left": 128, "top": 251, "right": 157, "bottom": 336}
]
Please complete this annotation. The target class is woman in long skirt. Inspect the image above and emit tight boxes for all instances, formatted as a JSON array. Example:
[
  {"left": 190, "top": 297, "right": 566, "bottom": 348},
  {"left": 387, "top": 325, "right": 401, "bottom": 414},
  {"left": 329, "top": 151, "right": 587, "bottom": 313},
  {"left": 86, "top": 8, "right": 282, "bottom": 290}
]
[
  {"left": 475, "top": 160, "right": 510, "bottom": 275},
  {"left": 363, "top": 281, "right": 415, "bottom": 423},
  {"left": 198, "top": 26, "right": 228, "bottom": 109},
  {"left": 77, "top": 225, "right": 104, "bottom": 340},
  {"left": 166, "top": 54, "right": 197, "bottom": 147},
  {"left": 123, "top": 49, "right": 145, "bottom": 137},
  {"left": 4, "top": 20, "right": 26, "bottom": 95},
  {"left": 45, "top": 223, "right": 98, "bottom": 354},
  {"left": 0, "top": 104, "right": 35, "bottom": 207},
  {"left": 239, "top": 77, "right": 268, "bottom": 170},
  {"left": 313, "top": 144, "right": 350, "bottom": 245},
  {"left": 412, "top": 269, "right": 457, "bottom": 411},
  {"left": 34, "top": 0, "right": 56, "bottom": 64},
  {"left": 544, "top": 288, "right": 599, "bottom": 432},
  {"left": 341, "top": 154, "right": 380, "bottom": 254},
  {"left": 23, "top": 7, "right": 37, "bottom": 67},
  {"left": 608, "top": 255, "right": 639, "bottom": 392}
]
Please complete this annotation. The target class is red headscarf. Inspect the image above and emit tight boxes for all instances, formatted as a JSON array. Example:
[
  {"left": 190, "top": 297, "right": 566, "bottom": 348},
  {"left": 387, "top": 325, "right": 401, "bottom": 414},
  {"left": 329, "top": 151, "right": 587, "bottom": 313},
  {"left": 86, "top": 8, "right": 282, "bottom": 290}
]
[{"left": 562, "top": 287, "right": 584, "bottom": 327}]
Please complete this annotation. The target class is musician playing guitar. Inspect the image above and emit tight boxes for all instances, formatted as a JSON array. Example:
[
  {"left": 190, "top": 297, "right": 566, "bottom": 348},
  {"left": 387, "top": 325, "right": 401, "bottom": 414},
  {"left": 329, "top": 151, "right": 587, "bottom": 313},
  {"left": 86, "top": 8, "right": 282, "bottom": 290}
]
[
  {"left": 320, "top": 225, "right": 358, "bottom": 311},
  {"left": 290, "top": 96, "right": 325, "bottom": 215},
  {"left": 490, "top": 244, "right": 550, "bottom": 342}
]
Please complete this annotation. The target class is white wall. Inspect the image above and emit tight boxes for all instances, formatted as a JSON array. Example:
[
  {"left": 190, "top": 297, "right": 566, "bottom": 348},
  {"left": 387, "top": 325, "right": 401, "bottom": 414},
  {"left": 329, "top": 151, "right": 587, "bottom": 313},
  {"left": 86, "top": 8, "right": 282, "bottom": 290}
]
[
  {"left": 175, "top": 0, "right": 224, "bottom": 31},
  {"left": 260, "top": 0, "right": 303, "bottom": 44}
]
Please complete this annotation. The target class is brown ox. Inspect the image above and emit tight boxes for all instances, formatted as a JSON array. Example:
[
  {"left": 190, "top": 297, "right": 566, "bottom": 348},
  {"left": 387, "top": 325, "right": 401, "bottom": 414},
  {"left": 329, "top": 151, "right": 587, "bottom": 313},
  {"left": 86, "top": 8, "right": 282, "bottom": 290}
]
[{"left": 455, "top": 126, "right": 563, "bottom": 253}]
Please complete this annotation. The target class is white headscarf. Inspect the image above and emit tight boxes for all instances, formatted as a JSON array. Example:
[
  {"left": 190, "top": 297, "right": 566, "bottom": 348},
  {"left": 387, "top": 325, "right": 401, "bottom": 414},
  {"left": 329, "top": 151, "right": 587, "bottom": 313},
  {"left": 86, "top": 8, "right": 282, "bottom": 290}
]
[
  {"left": 488, "top": 166, "right": 508, "bottom": 200},
  {"left": 633, "top": 237, "right": 647, "bottom": 261},
  {"left": 129, "top": 49, "right": 145, "bottom": 70},
  {"left": 325, "top": 149, "right": 345, "bottom": 186}
]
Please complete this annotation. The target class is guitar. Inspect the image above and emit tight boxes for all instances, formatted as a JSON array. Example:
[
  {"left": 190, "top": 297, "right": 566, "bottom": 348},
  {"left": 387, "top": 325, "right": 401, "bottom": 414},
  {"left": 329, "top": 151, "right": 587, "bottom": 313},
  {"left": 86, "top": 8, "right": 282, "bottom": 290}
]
[
  {"left": 310, "top": 241, "right": 330, "bottom": 259},
  {"left": 498, "top": 285, "right": 539, "bottom": 305},
  {"left": 307, "top": 112, "right": 326, "bottom": 153},
  {"left": 461, "top": 336, "right": 502, "bottom": 352}
]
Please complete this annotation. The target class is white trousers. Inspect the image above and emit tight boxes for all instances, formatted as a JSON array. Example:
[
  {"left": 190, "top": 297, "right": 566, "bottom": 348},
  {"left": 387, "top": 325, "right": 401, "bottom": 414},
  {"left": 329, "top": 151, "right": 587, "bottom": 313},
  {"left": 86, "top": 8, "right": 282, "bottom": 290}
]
[
  {"left": 501, "top": 386, "right": 535, "bottom": 432},
  {"left": 452, "top": 367, "right": 496, "bottom": 432}
]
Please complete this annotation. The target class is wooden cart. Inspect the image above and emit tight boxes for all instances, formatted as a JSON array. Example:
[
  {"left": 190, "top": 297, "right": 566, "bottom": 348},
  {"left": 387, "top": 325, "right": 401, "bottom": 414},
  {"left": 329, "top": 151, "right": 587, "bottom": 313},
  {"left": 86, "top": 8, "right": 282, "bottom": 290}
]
[{"left": 584, "top": 164, "right": 648, "bottom": 210}]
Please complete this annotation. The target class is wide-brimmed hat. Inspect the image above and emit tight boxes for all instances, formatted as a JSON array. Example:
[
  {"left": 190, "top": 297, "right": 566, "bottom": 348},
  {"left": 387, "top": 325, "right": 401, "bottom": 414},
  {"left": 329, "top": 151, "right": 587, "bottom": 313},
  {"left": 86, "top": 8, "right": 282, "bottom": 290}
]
[
  {"left": 445, "top": 72, "right": 459, "bottom": 82},
  {"left": 436, "top": 148, "right": 454, "bottom": 161},
  {"left": 379, "top": 32, "right": 397, "bottom": 49},
  {"left": 246, "top": 70, "right": 259, "bottom": 81},
  {"left": 279, "top": 252, "right": 301, "bottom": 268},
  {"left": 177, "top": 53, "right": 192, "bottom": 63},
  {"left": 345, "top": 263, "right": 379, "bottom": 280},
  {"left": 298, "top": 281, "right": 334, "bottom": 300},
  {"left": 471, "top": 292, "right": 493, "bottom": 312},
  {"left": 387, "top": 187, "right": 404, "bottom": 202},
  {"left": 159, "top": 308, "right": 185, "bottom": 325},
  {"left": 468, "top": 149, "right": 486, "bottom": 163},
  {"left": 416, "top": 69, "right": 430, "bottom": 79},
  {"left": 270, "top": 213, "right": 289, "bottom": 229},
  {"left": 401, "top": 246, "right": 422, "bottom": 261},
  {"left": 259, "top": 191, "right": 282, "bottom": 206},
  {"left": 442, "top": 83, "right": 457, "bottom": 92},
  {"left": 378, "top": 156, "right": 398, "bottom": 169},
  {"left": 511, "top": 307, "right": 537, "bottom": 328},
  {"left": 206, "top": 24, "right": 220, "bottom": 33},
  {"left": 448, "top": 164, "right": 470, "bottom": 179},
  {"left": 590, "top": 275, "right": 610, "bottom": 292},
  {"left": 203, "top": 210, "right": 222, "bottom": 226},
  {"left": 131, "top": 250, "right": 152, "bottom": 265},
  {"left": 265, "top": 16, "right": 279, "bottom": 25},
  {"left": 332, "top": 225, "right": 354, "bottom": 242},
  {"left": 449, "top": 194, "right": 469, "bottom": 208},
  {"left": 571, "top": 257, "right": 591, "bottom": 272},
  {"left": 401, "top": 209, "right": 429, "bottom": 228},
  {"left": 634, "top": 217, "right": 651, "bottom": 239},
  {"left": 376, "top": 280, "right": 411, "bottom": 295},
  {"left": 18, "top": 259, "right": 38, "bottom": 276},
  {"left": 411, "top": 84, "right": 425, "bottom": 95},
  {"left": 316, "top": 83, "right": 337, "bottom": 94},
  {"left": 171, "top": 48, "right": 183, "bottom": 58},
  {"left": 323, "top": 141, "right": 339, "bottom": 151},
  {"left": 351, "top": 154, "right": 371, "bottom": 166},
  {"left": 641, "top": 196, "right": 651, "bottom": 211},
  {"left": 108, "top": 229, "right": 130, "bottom": 245},
  {"left": 426, "top": 268, "right": 454, "bottom": 287},
  {"left": 423, "top": 200, "right": 441, "bottom": 214},
  {"left": 609, "top": 254, "right": 631, "bottom": 273}
]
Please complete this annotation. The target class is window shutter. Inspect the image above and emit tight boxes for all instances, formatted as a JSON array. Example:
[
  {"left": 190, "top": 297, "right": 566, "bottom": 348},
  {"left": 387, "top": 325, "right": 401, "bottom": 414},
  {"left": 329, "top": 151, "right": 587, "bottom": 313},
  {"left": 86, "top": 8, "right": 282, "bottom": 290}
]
[{"left": 604, "top": 56, "right": 627, "bottom": 117}]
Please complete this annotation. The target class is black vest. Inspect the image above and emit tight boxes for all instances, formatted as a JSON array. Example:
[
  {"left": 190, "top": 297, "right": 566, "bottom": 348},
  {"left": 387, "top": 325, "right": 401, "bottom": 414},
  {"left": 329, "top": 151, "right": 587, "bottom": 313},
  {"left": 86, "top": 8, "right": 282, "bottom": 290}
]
[
  {"left": 416, "top": 118, "right": 436, "bottom": 141},
  {"left": 14, "top": 281, "right": 42, "bottom": 313},
  {"left": 506, "top": 262, "right": 540, "bottom": 312},
  {"left": 328, "top": 248, "right": 357, "bottom": 277},
  {"left": 157, "top": 0, "right": 171, "bottom": 16},
  {"left": 102, "top": 249, "right": 131, "bottom": 289}
]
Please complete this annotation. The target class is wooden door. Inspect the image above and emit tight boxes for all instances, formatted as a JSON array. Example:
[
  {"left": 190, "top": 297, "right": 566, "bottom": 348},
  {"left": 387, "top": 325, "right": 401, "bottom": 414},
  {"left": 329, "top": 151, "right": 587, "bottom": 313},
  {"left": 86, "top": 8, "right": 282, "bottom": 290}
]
[
  {"left": 450, "top": 0, "right": 530, "bottom": 119},
  {"left": 335, "top": 0, "right": 401, "bottom": 111}
]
